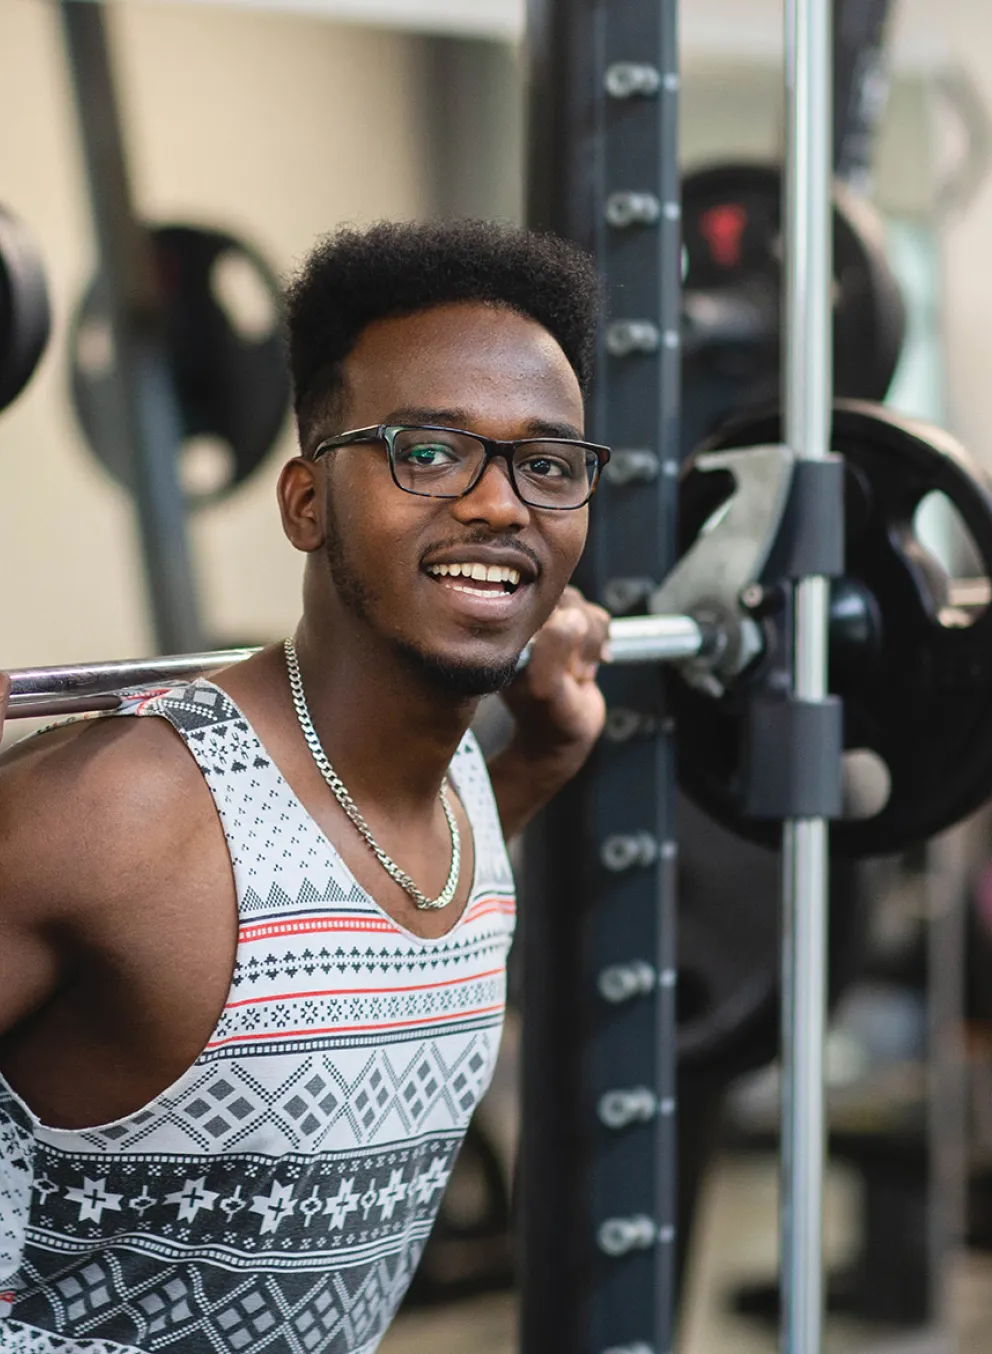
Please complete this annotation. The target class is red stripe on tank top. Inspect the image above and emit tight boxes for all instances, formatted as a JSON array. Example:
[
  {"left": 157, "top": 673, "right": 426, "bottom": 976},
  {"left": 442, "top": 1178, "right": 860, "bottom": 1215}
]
[
  {"left": 238, "top": 895, "right": 514, "bottom": 945},
  {"left": 223, "top": 965, "right": 506, "bottom": 1010}
]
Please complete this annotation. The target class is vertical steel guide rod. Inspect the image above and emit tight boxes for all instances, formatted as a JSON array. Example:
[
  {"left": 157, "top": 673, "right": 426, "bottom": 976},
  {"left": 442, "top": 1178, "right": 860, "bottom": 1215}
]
[{"left": 780, "top": 1, "right": 833, "bottom": 1353}]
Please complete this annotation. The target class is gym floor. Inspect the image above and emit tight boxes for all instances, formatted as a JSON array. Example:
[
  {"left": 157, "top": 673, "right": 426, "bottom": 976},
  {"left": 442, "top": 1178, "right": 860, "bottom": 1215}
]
[{"left": 381, "top": 1154, "right": 992, "bottom": 1354}]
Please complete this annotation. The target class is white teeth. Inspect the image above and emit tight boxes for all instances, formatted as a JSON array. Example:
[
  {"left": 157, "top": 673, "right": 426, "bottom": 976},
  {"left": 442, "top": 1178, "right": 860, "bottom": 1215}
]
[{"left": 426, "top": 561, "right": 523, "bottom": 586}]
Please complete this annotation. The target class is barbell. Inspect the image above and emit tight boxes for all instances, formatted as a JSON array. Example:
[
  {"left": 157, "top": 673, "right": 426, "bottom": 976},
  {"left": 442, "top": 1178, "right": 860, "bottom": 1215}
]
[
  {"left": 6, "top": 400, "right": 992, "bottom": 864},
  {"left": 5, "top": 616, "right": 706, "bottom": 720}
]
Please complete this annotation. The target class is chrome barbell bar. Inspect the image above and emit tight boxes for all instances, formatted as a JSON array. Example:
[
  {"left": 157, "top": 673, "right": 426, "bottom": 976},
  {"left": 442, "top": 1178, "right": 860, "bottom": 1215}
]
[
  {"left": 8, "top": 577, "right": 989, "bottom": 722},
  {"left": 5, "top": 613, "right": 706, "bottom": 720}
]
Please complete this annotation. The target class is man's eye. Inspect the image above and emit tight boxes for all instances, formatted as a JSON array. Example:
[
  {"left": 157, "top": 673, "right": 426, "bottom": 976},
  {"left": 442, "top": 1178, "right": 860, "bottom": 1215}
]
[
  {"left": 518, "top": 455, "right": 573, "bottom": 479},
  {"left": 402, "top": 443, "right": 456, "bottom": 466}
]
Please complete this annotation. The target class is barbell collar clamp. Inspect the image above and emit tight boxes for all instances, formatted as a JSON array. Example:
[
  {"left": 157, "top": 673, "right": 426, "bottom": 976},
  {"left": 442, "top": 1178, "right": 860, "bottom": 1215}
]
[
  {"left": 604, "top": 63, "right": 662, "bottom": 100},
  {"left": 597, "top": 1214, "right": 658, "bottom": 1257},
  {"left": 598, "top": 1087, "right": 658, "bottom": 1130},
  {"left": 597, "top": 961, "right": 657, "bottom": 1004},
  {"left": 650, "top": 442, "right": 795, "bottom": 691}
]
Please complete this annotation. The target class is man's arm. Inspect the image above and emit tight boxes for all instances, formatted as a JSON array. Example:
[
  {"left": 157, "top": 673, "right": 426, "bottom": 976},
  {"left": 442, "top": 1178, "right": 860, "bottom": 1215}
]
[
  {"left": 0, "top": 715, "right": 215, "bottom": 1039},
  {"left": 487, "top": 587, "right": 610, "bottom": 840}
]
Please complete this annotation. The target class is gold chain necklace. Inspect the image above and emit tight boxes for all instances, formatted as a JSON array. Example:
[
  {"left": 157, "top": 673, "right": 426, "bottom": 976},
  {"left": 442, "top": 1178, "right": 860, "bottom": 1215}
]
[{"left": 283, "top": 639, "right": 461, "bottom": 911}]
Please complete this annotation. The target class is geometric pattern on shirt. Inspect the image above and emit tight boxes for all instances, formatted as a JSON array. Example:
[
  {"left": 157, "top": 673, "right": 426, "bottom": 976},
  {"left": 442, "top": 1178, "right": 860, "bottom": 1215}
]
[
  {"left": 0, "top": 1097, "right": 36, "bottom": 1285},
  {"left": 10, "top": 1232, "right": 428, "bottom": 1353},
  {"left": 69, "top": 1034, "right": 498, "bottom": 1155},
  {"left": 0, "top": 1319, "right": 145, "bottom": 1352},
  {"left": 0, "top": 680, "right": 515, "bottom": 1354},
  {"left": 25, "top": 1132, "right": 459, "bottom": 1261},
  {"left": 207, "top": 970, "right": 507, "bottom": 1058},
  {"left": 230, "top": 923, "right": 511, "bottom": 989}
]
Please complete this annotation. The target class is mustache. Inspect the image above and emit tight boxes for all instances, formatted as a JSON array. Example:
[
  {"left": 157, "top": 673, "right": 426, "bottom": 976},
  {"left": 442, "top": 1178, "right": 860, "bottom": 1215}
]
[{"left": 418, "top": 532, "right": 542, "bottom": 576}]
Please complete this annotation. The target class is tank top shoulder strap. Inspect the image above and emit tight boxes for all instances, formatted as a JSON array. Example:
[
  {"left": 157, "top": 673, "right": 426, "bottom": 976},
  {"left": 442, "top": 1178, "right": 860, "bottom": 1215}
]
[
  {"left": 118, "top": 679, "right": 370, "bottom": 918},
  {"left": 448, "top": 730, "right": 515, "bottom": 897}
]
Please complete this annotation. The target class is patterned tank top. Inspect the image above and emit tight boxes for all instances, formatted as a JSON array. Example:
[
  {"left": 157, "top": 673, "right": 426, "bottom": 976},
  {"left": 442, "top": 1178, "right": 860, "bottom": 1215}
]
[{"left": 0, "top": 681, "right": 516, "bottom": 1353}]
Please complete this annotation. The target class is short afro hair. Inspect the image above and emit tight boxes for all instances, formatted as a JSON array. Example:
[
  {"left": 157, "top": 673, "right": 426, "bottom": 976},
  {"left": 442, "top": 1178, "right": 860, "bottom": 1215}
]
[{"left": 285, "top": 218, "right": 601, "bottom": 447}]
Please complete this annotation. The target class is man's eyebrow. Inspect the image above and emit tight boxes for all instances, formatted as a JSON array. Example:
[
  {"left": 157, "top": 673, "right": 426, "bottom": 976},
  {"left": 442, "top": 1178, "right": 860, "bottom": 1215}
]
[
  {"left": 522, "top": 418, "right": 585, "bottom": 440},
  {"left": 383, "top": 407, "right": 471, "bottom": 428},
  {"left": 383, "top": 408, "right": 585, "bottom": 441}
]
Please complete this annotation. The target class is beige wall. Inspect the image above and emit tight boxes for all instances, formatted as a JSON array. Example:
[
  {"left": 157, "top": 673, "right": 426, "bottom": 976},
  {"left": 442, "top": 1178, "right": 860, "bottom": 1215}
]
[
  {"left": 0, "top": 0, "right": 431, "bottom": 676},
  {"left": 887, "top": 0, "right": 992, "bottom": 474}
]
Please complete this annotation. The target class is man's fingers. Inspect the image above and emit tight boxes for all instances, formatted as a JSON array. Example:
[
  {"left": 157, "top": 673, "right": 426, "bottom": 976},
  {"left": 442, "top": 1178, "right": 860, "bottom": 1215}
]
[
  {"left": 579, "top": 602, "right": 611, "bottom": 664},
  {"left": 527, "top": 604, "right": 608, "bottom": 690},
  {"left": 556, "top": 596, "right": 611, "bottom": 666}
]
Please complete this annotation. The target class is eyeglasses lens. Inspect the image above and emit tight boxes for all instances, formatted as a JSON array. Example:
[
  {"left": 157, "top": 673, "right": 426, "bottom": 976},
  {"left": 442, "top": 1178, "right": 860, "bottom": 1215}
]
[{"left": 389, "top": 428, "right": 597, "bottom": 508}]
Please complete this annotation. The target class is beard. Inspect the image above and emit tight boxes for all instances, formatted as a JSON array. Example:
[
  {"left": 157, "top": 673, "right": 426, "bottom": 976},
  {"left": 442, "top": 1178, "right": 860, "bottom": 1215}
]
[
  {"left": 324, "top": 500, "right": 523, "bottom": 698},
  {"left": 392, "top": 639, "right": 521, "bottom": 697}
]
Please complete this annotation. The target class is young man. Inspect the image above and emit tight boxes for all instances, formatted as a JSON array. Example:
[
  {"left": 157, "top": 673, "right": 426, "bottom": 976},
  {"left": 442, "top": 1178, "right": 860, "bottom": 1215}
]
[{"left": 0, "top": 220, "right": 610, "bottom": 1353}]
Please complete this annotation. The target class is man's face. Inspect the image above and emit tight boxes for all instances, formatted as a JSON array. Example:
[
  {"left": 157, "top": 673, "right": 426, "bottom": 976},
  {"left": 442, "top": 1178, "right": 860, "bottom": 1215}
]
[{"left": 292, "top": 302, "right": 590, "bottom": 694}]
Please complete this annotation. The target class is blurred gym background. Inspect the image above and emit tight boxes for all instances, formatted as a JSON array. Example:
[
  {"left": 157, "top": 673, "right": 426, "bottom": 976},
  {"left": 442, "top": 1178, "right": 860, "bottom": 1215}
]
[{"left": 5, "top": 0, "right": 992, "bottom": 1351}]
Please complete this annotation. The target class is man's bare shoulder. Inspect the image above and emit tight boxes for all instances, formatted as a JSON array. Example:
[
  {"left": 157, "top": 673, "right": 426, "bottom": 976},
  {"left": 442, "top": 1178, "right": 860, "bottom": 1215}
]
[{"left": 0, "top": 714, "right": 214, "bottom": 912}]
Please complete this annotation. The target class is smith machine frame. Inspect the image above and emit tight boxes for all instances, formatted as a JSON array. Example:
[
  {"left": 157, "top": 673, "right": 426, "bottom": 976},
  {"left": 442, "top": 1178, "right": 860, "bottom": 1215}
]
[
  {"left": 523, "top": 2, "right": 839, "bottom": 1354},
  {"left": 523, "top": 2, "right": 682, "bottom": 1352}
]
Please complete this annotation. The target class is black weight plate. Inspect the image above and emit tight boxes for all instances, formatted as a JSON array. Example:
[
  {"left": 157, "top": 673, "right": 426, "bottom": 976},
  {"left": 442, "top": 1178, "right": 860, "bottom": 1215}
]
[
  {"left": 675, "top": 399, "right": 992, "bottom": 858},
  {"left": 71, "top": 224, "right": 289, "bottom": 506},
  {"left": 0, "top": 205, "right": 52, "bottom": 414},
  {"left": 681, "top": 163, "right": 906, "bottom": 452}
]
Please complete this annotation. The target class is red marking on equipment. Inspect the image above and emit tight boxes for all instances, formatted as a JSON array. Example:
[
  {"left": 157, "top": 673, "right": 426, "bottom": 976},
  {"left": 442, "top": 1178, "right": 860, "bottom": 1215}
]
[{"left": 699, "top": 202, "right": 749, "bottom": 268}]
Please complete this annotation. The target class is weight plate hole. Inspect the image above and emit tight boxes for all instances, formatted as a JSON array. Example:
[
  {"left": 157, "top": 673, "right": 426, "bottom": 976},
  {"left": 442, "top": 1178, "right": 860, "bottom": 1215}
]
[
  {"left": 210, "top": 249, "right": 278, "bottom": 343},
  {"left": 180, "top": 435, "right": 237, "bottom": 500},
  {"left": 676, "top": 968, "right": 710, "bottom": 1025},
  {"left": 914, "top": 489, "right": 989, "bottom": 626},
  {"left": 843, "top": 749, "right": 891, "bottom": 820}
]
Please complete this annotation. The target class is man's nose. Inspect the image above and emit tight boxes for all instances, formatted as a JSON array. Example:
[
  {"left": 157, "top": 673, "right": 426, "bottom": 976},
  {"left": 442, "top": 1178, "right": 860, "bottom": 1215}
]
[{"left": 449, "top": 456, "right": 531, "bottom": 530}]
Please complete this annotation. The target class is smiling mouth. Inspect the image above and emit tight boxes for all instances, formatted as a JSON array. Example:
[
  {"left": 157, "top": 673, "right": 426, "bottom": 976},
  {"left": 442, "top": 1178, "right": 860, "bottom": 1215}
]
[{"left": 424, "top": 562, "right": 522, "bottom": 596}]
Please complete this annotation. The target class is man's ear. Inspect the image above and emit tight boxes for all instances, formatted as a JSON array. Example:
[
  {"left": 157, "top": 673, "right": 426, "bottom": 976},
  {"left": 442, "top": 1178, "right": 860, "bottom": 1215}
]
[{"left": 278, "top": 457, "right": 326, "bottom": 553}]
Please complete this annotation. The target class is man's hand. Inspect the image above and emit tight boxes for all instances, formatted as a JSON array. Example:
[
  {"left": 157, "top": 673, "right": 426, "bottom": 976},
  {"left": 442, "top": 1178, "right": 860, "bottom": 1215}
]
[{"left": 488, "top": 586, "right": 611, "bottom": 839}]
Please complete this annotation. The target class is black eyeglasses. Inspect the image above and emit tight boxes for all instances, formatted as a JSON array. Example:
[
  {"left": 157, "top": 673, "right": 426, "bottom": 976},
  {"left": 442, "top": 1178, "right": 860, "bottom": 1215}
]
[{"left": 310, "top": 424, "right": 611, "bottom": 511}]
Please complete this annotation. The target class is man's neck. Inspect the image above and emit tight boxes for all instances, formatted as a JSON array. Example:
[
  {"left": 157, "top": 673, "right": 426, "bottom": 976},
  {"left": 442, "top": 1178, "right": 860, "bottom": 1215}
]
[{"left": 291, "top": 615, "right": 478, "bottom": 816}]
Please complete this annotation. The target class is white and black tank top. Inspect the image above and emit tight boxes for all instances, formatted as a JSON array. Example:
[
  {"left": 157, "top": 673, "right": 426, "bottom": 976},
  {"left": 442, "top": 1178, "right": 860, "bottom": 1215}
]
[{"left": 0, "top": 681, "right": 516, "bottom": 1353}]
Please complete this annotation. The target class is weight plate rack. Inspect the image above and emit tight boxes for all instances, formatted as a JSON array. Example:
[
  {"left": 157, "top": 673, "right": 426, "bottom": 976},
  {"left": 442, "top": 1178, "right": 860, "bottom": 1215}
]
[{"left": 523, "top": 1, "right": 681, "bottom": 1351}]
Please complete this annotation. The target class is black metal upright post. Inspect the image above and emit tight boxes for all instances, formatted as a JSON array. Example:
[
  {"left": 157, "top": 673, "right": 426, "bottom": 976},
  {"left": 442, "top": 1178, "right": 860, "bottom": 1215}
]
[
  {"left": 61, "top": 0, "right": 204, "bottom": 654},
  {"left": 833, "top": 0, "right": 895, "bottom": 192},
  {"left": 521, "top": 2, "right": 681, "bottom": 1351}
]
